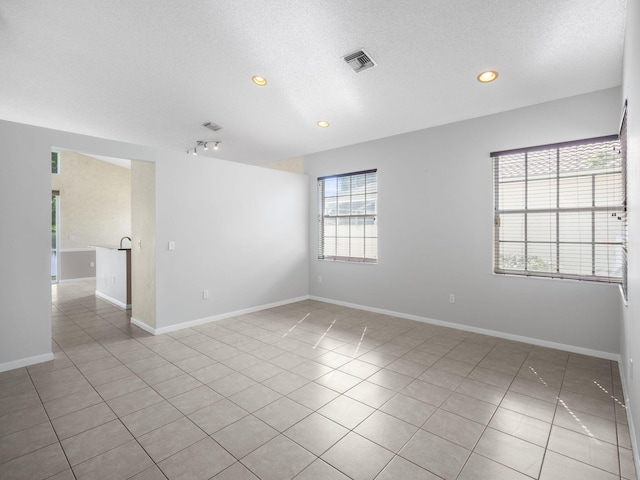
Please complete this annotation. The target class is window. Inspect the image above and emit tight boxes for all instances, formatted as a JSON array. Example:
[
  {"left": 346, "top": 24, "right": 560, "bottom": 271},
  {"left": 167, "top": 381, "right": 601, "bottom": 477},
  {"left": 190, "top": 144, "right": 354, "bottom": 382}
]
[
  {"left": 318, "top": 169, "right": 378, "bottom": 262},
  {"left": 492, "top": 135, "right": 625, "bottom": 284},
  {"left": 51, "top": 151, "right": 60, "bottom": 174}
]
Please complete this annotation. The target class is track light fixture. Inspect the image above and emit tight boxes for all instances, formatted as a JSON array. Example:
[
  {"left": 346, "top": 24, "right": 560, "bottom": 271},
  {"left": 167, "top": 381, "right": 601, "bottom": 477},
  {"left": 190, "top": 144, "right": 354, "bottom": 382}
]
[{"left": 186, "top": 140, "right": 221, "bottom": 155}]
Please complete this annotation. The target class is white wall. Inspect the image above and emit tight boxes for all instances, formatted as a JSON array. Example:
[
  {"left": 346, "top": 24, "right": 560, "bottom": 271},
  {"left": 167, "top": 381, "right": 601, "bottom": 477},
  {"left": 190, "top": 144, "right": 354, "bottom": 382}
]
[
  {"left": 154, "top": 156, "right": 309, "bottom": 330},
  {"left": 0, "top": 119, "right": 309, "bottom": 370},
  {"left": 620, "top": 0, "right": 640, "bottom": 464},
  {"left": 305, "top": 87, "right": 623, "bottom": 356}
]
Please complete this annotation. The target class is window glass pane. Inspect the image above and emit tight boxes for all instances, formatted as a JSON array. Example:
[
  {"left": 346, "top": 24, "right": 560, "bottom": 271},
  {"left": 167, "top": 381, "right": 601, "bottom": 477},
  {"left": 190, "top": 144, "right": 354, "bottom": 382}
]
[
  {"left": 364, "top": 217, "right": 378, "bottom": 237},
  {"left": 594, "top": 211, "right": 624, "bottom": 243},
  {"left": 324, "top": 197, "right": 337, "bottom": 216},
  {"left": 351, "top": 194, "right": 366, "bottom": 214},
  {"left": 528, "top": 178, "right": 556, "bottom": 209},
  {"left": 351, "top": 238, "right": 365, "bottom": 258},
  {"left": 526, "top": 244, "right": 556, "bottom": 273},
  {"left": 337, "top": 217, "right": 350, "bottom": 236},
  {"left": 336, "top": 238, "right": 350, "bottom": 257},
  {"left": 337, "top": 197, "right": 351, "bottom": 215},
  {"left": 559, "top": 243, "right": 592, "bottom": 275},
  {"left": 337, "top": 176, "right": 351, "bottom": 194},
  {"left": 350, "top": 217, "right": 364, "bottom": 237},
  {"left": 594, "top": 173, "right": 623, "bottom": 206},
  {"left": 528, "top": 212, "right": 556, "bottom": 242},
  {"left": 558, "top": 212, "right": 592, "bottom": 242},
  {"left": 324, "top": 238, "right": 336, "bottom": 257},
  {"left": 324, "top": 217, "right": 336, "bottom": 237},
  {"left": 497, "top": 242, "right": 525, "bottom": 270},
  {"left": 528, "top": 150, "right": 556, "bottom": 178},
  {"left": 498, "top": 180, "right": 525, "bottom": 210},
  {"left": 558, "top": 175, "right": 593, "bottom": 208},
  {"left": 351, "top": 174, "right": 366, "bottom": 194},
  {"left": 365, "top": 238, "right": 378, "bottom": 260},
  {"left": 594, "top": 245, "right": 623, "bottom": 277},
  {"left": 324, "top": 178, "right": 337, "bottom": 196},
  {"left": 499, "top": 214, "right": 524, "bottom": 242}
]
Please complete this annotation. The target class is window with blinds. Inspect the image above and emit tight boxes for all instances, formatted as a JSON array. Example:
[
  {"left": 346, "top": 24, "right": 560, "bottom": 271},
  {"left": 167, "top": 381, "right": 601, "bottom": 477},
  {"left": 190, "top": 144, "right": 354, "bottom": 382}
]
[
  {"left": 492, "top": 135, "right": 625, "bottom": 284},
  {"left": 318, "top": 169, "right": 378, "bottom": 263}
]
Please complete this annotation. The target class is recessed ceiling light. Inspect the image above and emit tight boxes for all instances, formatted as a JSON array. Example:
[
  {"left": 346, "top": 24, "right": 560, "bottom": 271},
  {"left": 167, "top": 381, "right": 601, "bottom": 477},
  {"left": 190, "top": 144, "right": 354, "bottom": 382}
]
[
  {"left": 252, "top": 75, "right": 267, "bottom": 86},
  {"left": 477, "top": 70, "right": 498, "bottom": 83},
  {"left": 317, "top": 121, "right": 330, "bottom": 128}
]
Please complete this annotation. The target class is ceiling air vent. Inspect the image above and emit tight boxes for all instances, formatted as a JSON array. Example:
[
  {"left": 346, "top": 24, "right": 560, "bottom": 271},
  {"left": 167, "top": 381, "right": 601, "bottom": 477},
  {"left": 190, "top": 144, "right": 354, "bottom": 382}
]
[
  {"left": 203, "top": 122, "right": 222, "bottom": 132},
  {"left": 343, "top": 49, "right": 376, "bottom": 73}
]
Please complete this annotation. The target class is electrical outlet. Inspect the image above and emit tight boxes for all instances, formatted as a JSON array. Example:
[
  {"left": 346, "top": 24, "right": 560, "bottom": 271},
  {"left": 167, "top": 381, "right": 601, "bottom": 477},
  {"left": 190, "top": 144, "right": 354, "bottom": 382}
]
[
  {"left": 203, "top": 290, "right": 210, "bottom": 299},
  {"left": 449, "top": 294, "right": 455, "bottom": 304},
  {"left": 318, "top": 276, "right": 323, "bottom": 283},
  {"left": 168, "top": 241, "right": 175, "bottom": 250},
  {"left": 90, "top": 261, "right": 95, "bottom": 267}
]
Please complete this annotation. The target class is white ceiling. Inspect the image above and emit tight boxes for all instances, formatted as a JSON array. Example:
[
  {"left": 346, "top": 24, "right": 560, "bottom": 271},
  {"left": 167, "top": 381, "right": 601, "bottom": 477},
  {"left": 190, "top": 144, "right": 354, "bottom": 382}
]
[{"left": 0, "top": 1, "right": 627, "bottom": 165}]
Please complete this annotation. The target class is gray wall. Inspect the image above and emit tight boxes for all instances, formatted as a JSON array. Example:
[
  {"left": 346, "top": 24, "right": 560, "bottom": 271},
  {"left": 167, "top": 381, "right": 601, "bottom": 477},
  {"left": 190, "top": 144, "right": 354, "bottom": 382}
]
[
  {"left": 155, "top": 155, "right": 309, "bottom": 329},
  {"left": 305, "top": 87, "right": 623, "bottom": 356},
  {"left": 59, "top": 250, "right": 96, "bottom": 281}
]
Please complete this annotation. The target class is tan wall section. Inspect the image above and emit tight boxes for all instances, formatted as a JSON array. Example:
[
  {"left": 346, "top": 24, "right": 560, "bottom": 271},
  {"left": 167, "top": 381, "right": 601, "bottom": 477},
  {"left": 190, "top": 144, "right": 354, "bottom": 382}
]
[
  {"left": 51, "top": 151, "right": 131, "bottom": 249},
  {"left": 261, "top": 156, "right": 304, "bottom": 174},
  {"left": 131, "top": 160, "right": 156, "bottom": 328}
]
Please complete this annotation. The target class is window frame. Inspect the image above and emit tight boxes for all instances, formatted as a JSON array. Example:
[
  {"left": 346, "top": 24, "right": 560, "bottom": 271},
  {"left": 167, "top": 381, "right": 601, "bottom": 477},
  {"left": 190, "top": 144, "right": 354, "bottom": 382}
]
[
  {"left": 491, "top": 135, "right": 626, "bottom": 285},
  {"left": 317, "top": 169, "right": 378, "bottom": 263}
]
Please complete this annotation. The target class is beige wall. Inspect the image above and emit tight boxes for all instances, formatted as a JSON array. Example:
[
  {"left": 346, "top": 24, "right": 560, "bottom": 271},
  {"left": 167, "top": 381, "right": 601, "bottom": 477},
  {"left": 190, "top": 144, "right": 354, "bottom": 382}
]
[
  {"left": 51, "top": 151, "right": 131, "bottom": 249},
  {"left": 131, "top": 160, "right": 156, "bottom": 328},
  {"left": 262, "top": 156, "right": 304, "bottom": 174}
]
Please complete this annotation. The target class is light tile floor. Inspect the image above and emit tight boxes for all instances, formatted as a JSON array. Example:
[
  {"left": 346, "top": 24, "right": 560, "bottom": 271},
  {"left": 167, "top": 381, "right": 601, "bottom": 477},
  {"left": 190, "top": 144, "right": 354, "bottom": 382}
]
[{"left": 0, "top": 279, "right": 636, "bottom": 480}]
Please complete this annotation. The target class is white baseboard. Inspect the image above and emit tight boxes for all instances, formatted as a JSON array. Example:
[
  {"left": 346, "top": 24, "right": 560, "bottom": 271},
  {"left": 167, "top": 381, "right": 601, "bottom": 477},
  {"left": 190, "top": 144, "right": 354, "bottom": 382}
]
[
  {"left": 58, "top": 276, "right": 96, "bottom": 284},
  {"left": 619, "top": 365, "right": 640, "bottom": 474},
  {"left": 310, "top": 296, "right": 620, "bottom": 361},
  {"left": 0, "top": 352, "right": 55, "bottom": 373},
  {"left": 131, "top": 295, "right": 310, "bottom": 335},
  {"left": 95, "top": 291, "right": 131, "bottom": 310},
  {"left": 131, "top": 317, "right": 156, "bottom": 335}
]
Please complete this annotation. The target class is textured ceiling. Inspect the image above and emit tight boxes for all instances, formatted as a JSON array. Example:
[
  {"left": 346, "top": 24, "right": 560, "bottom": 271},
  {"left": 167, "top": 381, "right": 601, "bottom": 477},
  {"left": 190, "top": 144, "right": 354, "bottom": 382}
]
[{"left": 0, "top": 0, "right": 627, "bottom": 165}]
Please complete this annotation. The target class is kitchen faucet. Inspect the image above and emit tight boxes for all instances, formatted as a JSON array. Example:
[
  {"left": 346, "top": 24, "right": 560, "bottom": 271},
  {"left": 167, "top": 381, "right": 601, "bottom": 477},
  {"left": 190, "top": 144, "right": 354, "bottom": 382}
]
[{"left": 120, "top": 236, "right": 131, "bottom": 249}]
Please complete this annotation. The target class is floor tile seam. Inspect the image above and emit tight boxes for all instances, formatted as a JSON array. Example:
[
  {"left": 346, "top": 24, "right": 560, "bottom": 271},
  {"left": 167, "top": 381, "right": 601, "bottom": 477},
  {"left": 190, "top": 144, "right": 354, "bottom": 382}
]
[
  {"left": 394, "top": 431, "right": 469, "bottom": 479},
  {"left": 468, "top": 448, "right": 541, "bottom": 480},
  {"left": 0, "top": 420, "right": 59, "bottom": 466},
  {"left": 0, "top": 444, "right": 70, "bottom": 480},
  {"left": 550, "top": 421, "right": 621, "bottom": 450},
  {"left": 544, "top": 438, "right": 623, "bottom": 477},
  {"left": 121, "top": 414, "right": 208, "bottom": 468},
  {"left": 22, "top": 365, "right": 76, "bottom": 474}
]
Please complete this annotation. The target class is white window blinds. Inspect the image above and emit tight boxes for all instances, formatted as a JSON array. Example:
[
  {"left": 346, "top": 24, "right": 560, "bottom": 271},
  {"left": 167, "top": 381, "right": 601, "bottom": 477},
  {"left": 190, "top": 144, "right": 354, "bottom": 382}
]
[
  {"left": 318, "top": 169, "right": 378, "bottom": 263},
  {"left": 492, "top": 135, "right": 625, "bottom": 284}
]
